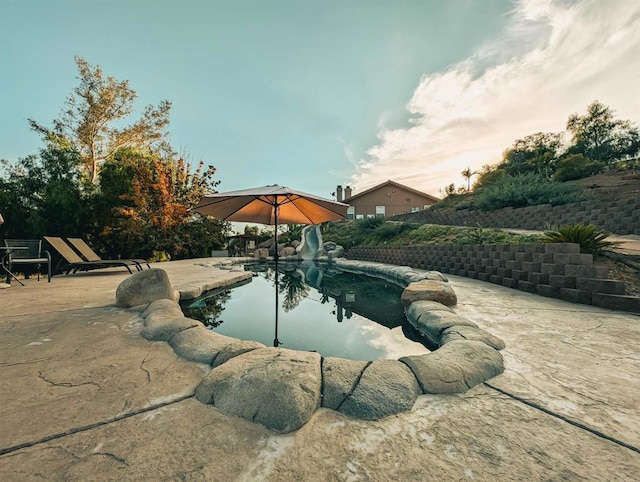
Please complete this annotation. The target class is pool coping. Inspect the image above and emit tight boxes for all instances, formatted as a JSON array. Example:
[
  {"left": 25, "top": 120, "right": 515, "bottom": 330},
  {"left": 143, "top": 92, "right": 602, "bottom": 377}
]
[{"left": 118, "top": 258, "right": 506, "bottom": 433}]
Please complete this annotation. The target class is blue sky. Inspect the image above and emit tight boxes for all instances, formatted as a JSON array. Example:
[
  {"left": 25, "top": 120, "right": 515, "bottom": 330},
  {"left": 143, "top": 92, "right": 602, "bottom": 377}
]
[{"left": 1, "top": 0, "right": 639, "bottom": 199}]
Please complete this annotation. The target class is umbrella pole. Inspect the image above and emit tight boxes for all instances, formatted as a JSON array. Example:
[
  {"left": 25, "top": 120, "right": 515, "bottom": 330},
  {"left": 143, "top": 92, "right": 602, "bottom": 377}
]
[{"left": 273, "top": 201, "right": 281, "bottom": 347}]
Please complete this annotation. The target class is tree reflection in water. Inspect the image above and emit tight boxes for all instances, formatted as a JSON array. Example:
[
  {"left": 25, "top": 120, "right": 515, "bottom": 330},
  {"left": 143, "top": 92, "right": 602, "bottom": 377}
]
[{"left": 182, "top": 289, "right": 232, "bottom": 328}]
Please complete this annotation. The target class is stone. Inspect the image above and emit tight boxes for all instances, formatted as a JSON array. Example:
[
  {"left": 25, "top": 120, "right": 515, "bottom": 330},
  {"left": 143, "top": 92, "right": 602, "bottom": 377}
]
[
  {"left": 169, "top": 326, "right": 237, "bottom": 365},
  {"left": 291, "top": 240, "right": 300, "bottom": 248},
  {"left": 400, "top": 340, "right": 504, "bottom": 394},
  {"left": 254, "top": 248, "right": 269, "bottom": 258},
  {"left": 321, "top": 357, "right": 370, "bottom": 410},
  {"left": 115, "top": 269, "right": 179, "bottom": 308},
  {"left": 140, "top": 299, "right": 183, "bottom": 319},
  {"left": 338, "top": 360, "right": 421, "bottom": 420},
  {"left": 405, "top": 300, "right": 477, "bottom": 346},
  {"left": 327, "top": 245, "right": 344, "bottom": 260},
  {"left": 211, "top": 340, "right": 266, "bottom": 368},
  {"left": 280, "top": 246, "right": 297, "bottom": 257},
  {"left": 439, "top": 325, "right": 506, "bottom": 350},
  {"left": 195, "top": 348, "right": 322, "bottom": 433},
  {"left": 401, "top": 280, "right": 457, "bottom": 307},
  {"left": 141, "top": 316, "right": 202, "bottom": 342}
]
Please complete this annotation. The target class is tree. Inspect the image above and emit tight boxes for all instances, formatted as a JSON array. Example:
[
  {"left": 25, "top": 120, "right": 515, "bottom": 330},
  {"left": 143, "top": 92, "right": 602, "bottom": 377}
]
[
  {"left": 94, "top": 148, "right": 223, "bottom": 260},
  {"left": 29, "top": 57, "right": 171, "bottom": 184},
  {"left": 502, "top": 132, "right": 563, "bottom": 178},
  {"left": 460, "top": 166, "right": 478, "bottom": 192},
  {"left": 0, "top": 148, "right": 87, "bottom": 239},
  {"left": 566, "top": 101, "right": 640, "bottom": 167}
]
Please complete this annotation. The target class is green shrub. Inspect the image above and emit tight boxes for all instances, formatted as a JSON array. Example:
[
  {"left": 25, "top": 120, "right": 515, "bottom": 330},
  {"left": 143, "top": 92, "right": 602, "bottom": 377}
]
[
  {"left": 554, "top": 154, "right": 605, "bottom": 182},
  {"left": 473, "top": 173, "right": 584, "bottom": 210},
  {"left": 542, "top": 223, "right": 619, "bottom": 255}
]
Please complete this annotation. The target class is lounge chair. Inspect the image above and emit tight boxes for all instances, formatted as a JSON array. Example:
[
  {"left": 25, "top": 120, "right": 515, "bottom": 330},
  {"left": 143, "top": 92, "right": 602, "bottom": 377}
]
[
  {"left": 3, "top": 239, "right": 52, "bottom": 283},
  {"left": 44, "top": 236, "right": 142, "bottom": 275},
  {"left": 66, "top": 237, "right": 151, "bottom": 270}
]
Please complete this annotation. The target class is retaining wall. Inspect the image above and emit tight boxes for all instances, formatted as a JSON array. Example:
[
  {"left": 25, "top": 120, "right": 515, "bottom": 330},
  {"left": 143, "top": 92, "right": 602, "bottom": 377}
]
[
  {"left": 392, "top": 197, "right": 640, "bottom": 235},
  {"left": 346, "top": 243, "right": 640, "bottom": 313}
]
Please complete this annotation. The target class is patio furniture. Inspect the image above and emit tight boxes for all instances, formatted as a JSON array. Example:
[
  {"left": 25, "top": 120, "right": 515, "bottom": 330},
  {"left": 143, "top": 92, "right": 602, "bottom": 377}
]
[
  {"left": 44, "top": 236, "right": 142, "bottom": 275},
  {"left": 3, "top": 239, "right": 51, "bottom": 283},
  {"left": 1, "top": 245, "right": 28, "bottom": 285},
  {"left": 66, "top": 237, "right": 150, "bottom": 270}
]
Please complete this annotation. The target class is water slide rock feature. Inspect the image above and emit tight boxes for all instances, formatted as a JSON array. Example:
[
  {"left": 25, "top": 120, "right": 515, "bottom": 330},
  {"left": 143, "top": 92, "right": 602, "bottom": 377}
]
[
  {"left": 297, "top": 225, "right": 323, "bottom": 260},
  {"left": 195, "top": 348, "right": 322, "bottom": 433}
]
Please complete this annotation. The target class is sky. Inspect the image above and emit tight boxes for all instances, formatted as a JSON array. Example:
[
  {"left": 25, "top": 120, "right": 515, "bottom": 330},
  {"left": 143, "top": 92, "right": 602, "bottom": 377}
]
[{"left": 1, "top": 0, "right": 639, "bottom": 200}]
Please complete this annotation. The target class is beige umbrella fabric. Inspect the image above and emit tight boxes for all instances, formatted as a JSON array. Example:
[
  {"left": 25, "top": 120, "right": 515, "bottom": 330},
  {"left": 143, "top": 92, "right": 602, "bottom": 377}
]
[{"left": 193, "top": 184, "right": 348, "bottom": 225}]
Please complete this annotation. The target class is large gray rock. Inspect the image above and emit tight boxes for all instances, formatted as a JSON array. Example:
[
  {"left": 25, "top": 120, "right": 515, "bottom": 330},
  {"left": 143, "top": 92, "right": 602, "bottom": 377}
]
[
  {"left": 400, "top": 340, "right": 504, "bottom": 394},
  {"left": 141, "top": 316, "right": 202, "bottom": 342},
  {"left": 440, "top": 325, "right": 506, "bottom": 350},
  {"left": 169, "top": 326, "right": 237, "bottom": 364},
  {"left": 405, "top": 300, "right": 477, "bottom": 345},
  {"left": 401, "top": 280, "right": 457, "bottom": 307},
  {"left": 141, "top": 299, "right": 183, "bottom": 319},
  {"left": 321, "top": 357, "right": 370, "bottom": 410},
  {"left": 211, "top": 340, "right": 266, "bottom": 368},
  {"left": 338, "top": 360, "right": 421, "bottom": 420},
  {"left": 115, "top": 269, "right": 178, "bottom": 308},
  {"left": 195, "top": 348, "right": 321, "bottom": 433}
]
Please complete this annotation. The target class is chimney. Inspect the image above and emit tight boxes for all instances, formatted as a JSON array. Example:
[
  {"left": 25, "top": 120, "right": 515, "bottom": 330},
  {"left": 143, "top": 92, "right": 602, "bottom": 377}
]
[
  {"left": 344, "top": 186, "right": 352, "bottom": 199},
  {"left": 336, "top": 185, "right": 343, "bottom": 202}
]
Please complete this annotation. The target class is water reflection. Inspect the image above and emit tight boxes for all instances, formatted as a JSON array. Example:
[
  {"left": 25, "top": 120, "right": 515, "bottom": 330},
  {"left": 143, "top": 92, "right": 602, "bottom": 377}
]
[{"left": 181, "top": 262, "right": 431, "bottom": 360}]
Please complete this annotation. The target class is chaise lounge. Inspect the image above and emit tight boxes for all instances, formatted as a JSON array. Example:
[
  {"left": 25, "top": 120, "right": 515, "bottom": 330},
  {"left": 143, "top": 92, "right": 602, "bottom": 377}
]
[
  {"left": 44, "top": 236, "right": 143, "bottom": 275},
  {"left": 66, "top": 237, "right": 151, "bottom": 270}
]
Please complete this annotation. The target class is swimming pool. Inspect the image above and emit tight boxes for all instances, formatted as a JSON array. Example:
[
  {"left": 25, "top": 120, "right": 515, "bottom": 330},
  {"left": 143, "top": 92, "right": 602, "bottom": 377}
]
[{"left": 181, "top": 262, "right": 431, "bottom": 360}]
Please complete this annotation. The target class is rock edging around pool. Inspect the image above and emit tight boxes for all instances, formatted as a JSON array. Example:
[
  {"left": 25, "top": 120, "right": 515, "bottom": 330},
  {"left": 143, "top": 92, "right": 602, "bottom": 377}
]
[{"left": 116, "top": 265, "right": 505, "bottom": 433}]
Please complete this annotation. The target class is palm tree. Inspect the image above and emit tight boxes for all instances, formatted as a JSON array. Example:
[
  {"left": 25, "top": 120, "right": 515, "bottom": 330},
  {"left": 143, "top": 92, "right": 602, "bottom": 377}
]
[{"left": 461, "top": 167, "right": 478, "bottom": 192}]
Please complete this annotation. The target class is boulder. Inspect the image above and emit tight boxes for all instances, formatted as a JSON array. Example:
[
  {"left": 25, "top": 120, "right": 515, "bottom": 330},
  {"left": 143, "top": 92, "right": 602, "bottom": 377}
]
[
  {"left": 400, "top": 340, "right": 504, "bottom": 394},
  {"left": 169, "top": 326, "right": 237, "bottom": 365},
  {"left": 195, "top": 348, "right": 322, "bottom": 433},
  {"left": 327, "top": 245, "right": 344, "bottom": 260},
  {"left": 291, "top": 240, "right": 300, "bottom": 248},
  {"left": 115, "top": 269, "right": 178, "bottom": 308},
  {"left": 280, "top": 246, "right": 297, "bottom": 257},
  {"left": 401, "top": 280, "right": 457, "bottom": 307},
  {"left": 141, "top": 316, "right": 202, "bottom": 342},
  {"left": 253, "top": 248, "right": 269, "bottom": 259},
  {"left": 141, "top": 299, "right": 183, "bottom": 319},
  {"left": 211, "top": 340, "right": 266, "bottom": 368},
  {"left": 338, "top": 360, "right": 421, "bottom": 420},
  {"left": 406, "top": 300, "right": 478, "bottom": 346},
  {"left": 321, "top": 357, "right": 370, "bottom": 410},
  {"left": 440, "top": 325, "right": 506, "bottom": 350}
]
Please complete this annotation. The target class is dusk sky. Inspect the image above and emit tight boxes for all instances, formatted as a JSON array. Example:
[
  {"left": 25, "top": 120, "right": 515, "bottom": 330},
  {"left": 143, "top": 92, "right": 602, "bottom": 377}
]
[{"left": 1, "top": 0, "right": 639, "bottom": 199}]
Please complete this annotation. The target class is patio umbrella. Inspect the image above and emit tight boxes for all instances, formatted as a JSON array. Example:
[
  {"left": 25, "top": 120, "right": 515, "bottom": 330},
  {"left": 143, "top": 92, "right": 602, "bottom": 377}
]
[{"left": 194, "top": 184, "right": 348, "bottom": 346}]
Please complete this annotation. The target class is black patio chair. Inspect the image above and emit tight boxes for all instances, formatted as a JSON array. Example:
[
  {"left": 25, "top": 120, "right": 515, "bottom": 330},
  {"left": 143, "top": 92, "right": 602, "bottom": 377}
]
[{"left": 4, "top": 239, "right": 51, "bottom": 283}]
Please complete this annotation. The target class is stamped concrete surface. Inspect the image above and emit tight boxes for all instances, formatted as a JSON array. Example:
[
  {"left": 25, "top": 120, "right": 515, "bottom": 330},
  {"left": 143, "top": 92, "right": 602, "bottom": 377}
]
[{"left": 0, "top": 259, "right": 639, "bottom": 480}]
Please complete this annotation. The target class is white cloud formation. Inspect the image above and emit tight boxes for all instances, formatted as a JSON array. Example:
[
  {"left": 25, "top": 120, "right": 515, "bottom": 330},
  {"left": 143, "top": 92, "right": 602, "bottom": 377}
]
[{"left": 351, "top": 0, "right": 640, "bottom": 197}]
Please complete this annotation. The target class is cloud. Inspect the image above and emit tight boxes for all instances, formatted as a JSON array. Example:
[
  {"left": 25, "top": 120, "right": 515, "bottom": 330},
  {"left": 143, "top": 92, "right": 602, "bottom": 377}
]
[{"left": 351, "top": 0, "right": 640, "bottom": 197}]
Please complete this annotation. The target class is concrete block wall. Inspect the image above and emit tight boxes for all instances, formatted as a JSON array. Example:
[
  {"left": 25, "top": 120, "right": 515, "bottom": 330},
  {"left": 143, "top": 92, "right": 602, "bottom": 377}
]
[
  {"left": 346, "top": 243, "right": 640, "bottom": 313},
  {"left": 392, "top": 196, "right": 640, "bottom": 235}
]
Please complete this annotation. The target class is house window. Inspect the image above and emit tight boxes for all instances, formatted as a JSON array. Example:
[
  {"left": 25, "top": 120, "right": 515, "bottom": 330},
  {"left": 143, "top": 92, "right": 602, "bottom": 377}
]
[
  {"left": 375, "top": 205, "right": 385, "bottom": 218},
  {"left": 366, "top": 214, "right": 375, "bottom": 219},
  {"left": 356, "top": 214, "right": 364, "bottom": 220},
  {"left": 347, "top": 206, "right": 355, "bottom": 220},
  {"left": 411, "top": 206, "right": 420, "bottom": 213}
]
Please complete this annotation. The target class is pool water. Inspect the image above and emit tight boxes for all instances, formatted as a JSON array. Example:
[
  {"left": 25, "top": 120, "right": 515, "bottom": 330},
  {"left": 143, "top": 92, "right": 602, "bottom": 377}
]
[{"left": 181, "top": 262, "right": 431, "bottom": 361}]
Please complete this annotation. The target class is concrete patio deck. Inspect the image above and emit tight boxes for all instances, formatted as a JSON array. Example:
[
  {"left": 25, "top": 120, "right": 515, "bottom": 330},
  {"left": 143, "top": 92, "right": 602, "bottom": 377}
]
[{"left": 0, "top": 258, "right": 638, "bottom": 480}]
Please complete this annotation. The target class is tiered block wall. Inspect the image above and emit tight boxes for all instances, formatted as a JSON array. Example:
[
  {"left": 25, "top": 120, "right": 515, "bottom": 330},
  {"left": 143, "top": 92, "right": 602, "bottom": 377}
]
[
  {"left": 346, "top": 243, "right": 640, "bottom": 313},
  {"left": 392, "top": 197, "right": 640, "bottom": 235}
]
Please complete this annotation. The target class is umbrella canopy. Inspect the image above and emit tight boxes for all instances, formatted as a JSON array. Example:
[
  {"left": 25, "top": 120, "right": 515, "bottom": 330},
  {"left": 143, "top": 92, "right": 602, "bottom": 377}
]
[{"left": 193, "top": 184, "right": 348, "bottom": 225}]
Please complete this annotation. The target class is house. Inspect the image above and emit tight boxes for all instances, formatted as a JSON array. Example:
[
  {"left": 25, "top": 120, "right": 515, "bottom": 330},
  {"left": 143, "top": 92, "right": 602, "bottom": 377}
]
[{"left": 336, "top": 180, "right": 439, "bottom": 219}]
